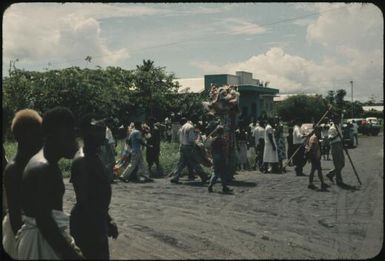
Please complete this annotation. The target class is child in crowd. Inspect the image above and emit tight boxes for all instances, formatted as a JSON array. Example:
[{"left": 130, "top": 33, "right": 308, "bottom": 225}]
[
  {"left": 306, "top": 126, "right": 330, "bottom": 191},
  {"left": 208, "top": 125, "right": 233, "bottom": 194}
]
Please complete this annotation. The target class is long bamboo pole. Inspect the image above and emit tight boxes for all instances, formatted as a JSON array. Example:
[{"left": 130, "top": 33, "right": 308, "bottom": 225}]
[
  {"left": 283, "top": 105, "right": 333, "bottom": 168},
  {"left": 332, "top": 121, "right": 362, "bottom": 185}
]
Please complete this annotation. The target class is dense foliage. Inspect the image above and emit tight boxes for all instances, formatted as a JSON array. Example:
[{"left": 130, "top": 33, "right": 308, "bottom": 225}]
[
  {"left": 275, "top": 94, "right": 328, "bottom": 123},
  {"left": 2, "top": 60, "right": 206, "bottom": 138},
  {"left": 275, "top": 90, "right": 368, "bottom": 123}
]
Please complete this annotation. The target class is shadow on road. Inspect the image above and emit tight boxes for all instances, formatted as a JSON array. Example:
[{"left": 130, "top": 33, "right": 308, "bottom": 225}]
[
  {"left": 181, "top": 181, "right": 207, "bottom": 187},
  {"left": 229, "top": 180, "right": 257, "bottom": 187},
  {"left": 337, "top": 182, "right": 360, "bottom": 191},
  {"left": 179, "top": 180, "right": 257, "bottom": 188}
]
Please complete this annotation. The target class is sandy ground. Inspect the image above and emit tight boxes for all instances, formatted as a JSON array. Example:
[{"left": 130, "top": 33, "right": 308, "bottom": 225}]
[{"left": 63, "top": 133, "right": 383, "bottom": 259}]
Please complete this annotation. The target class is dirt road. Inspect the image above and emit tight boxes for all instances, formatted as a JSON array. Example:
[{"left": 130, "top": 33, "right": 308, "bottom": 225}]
[{"left": 63, "top": 133, "right": 383, "bottom": 259}]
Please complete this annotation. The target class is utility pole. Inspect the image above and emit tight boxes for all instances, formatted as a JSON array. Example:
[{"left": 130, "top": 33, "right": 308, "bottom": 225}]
[{"left": 350, "top": 80, "right": 354, "bottom": 118}]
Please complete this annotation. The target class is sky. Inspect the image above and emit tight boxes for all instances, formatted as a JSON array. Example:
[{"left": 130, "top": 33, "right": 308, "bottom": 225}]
[{"left": 2, "top": 2, "right": 383, "bottom": 102}]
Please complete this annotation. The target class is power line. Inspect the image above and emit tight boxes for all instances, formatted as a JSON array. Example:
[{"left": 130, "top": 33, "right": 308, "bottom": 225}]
[{"left": 10, "top": 4, "right": 351, "bottom": 70}]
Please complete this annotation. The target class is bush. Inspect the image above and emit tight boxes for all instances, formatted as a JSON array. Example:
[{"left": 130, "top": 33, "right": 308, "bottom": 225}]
[{"left": 4, "top": 141, "right": 17, "bottom": 162}]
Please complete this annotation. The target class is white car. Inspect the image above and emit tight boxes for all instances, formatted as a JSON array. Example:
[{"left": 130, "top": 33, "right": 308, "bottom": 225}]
[{"left": 366, "top": 117, "right": 379, "bottom": 125}]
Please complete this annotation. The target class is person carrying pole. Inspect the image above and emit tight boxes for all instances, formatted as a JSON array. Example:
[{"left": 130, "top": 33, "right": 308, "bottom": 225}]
[
  {"left": 325, "top": 117, "right": 345, "bottom": 186},
  {"left": 292, "top": 118, "right": 307, "bottom": 176}
]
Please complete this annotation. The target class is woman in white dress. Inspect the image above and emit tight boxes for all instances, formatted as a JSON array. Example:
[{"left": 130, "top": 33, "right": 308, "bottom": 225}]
[{"left": 263, "top": 118, "right": 278, "bottom": 173}]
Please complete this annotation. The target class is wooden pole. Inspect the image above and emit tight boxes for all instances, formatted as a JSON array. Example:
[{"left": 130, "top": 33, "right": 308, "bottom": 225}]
[
  {"left": 283, "top": 105, "right": 333, "bottom": 168},
  {"left": 333, "top": 122, "right": 362, "bottom": 185}
]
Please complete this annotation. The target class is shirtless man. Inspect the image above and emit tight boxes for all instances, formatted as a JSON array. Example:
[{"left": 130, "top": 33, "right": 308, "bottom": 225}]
[
  {"left": 18, "top": 107, "right": 83, "bottom": 259},
  {"left": 3, "top": 109, "right": 43, "bottom": 259},
  {"left": 70, "top": 114, "right": 118, "bottom": 259}
]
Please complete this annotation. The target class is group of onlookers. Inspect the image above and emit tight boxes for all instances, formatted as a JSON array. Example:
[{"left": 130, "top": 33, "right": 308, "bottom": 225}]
[
  {"left": 240, "top": 116, "right": 348, "bottom": 191},
  {"left": 3, "top": 107, "right": 118, "bottom": 260},
  {"left": 236, "top": 118, "right": 287, "bottom": 174}
]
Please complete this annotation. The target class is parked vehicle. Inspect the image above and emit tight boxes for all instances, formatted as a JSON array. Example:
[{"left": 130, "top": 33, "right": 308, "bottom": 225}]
[
  {"left": 345, "top": 118, "right": 365, "bottom": 134},
  {"left": 366, "top": 117, "right": 379, "bottom": 125},
  {"left": 362, "top": 117, "right": 381, "bottom": 136},
  {"left": 346, "top": 117, "right": 381, "bottom": 136},
  {"left": 341, "top": 123, "right": 356, "bottom": 147}
]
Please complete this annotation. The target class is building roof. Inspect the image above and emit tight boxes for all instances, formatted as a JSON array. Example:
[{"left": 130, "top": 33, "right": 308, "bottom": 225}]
[
  {"left": 273, "top": 93, "right": 318, "bottom": 102},
  {"left": 362, "top": 105, "right": 384, "bottom": 112},
  {"left": 238, "top": 84, "right": 279, "bottom": 94}
]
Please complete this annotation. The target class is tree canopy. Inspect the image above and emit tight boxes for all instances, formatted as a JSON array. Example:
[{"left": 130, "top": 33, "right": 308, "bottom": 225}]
[
  {"left": 274, "top": 89, "right": 366, "bottom": 124},
  {"left": 2, "top": 60, "right": 204, "bottom": 137},
  {"left": 275, "top": 94, "right": 328, "bottom": 123}
]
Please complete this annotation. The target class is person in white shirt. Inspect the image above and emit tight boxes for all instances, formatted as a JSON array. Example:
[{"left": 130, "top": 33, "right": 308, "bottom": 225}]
[
  {"left": 252, "top": 121, "right": 265, "bottom": 170},
  {"left": 170, "top": 117, "right": 209, "bottom": 184},
  {"left": 292, "top": 118, "right": 307, "bottom": 176},
  {"left": 326, "top": 120, "right": 345, "bottom": 186},
  {"left": 320, "top": 123, "right": 330, "bottom": 160}
]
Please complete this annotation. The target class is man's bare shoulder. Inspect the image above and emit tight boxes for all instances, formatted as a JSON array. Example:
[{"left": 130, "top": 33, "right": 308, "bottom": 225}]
[
  {"left": 72, "top": 151, "right": 86, "bottom": 169},
  {"left": 26, "top": 150, "right": 48, "bottom": 167},
  {"left": 3, "top": 159, "right": 18, "bottom": 183},
  {"left": 23, "top": 150, "right": 50, "bottom": 178}
]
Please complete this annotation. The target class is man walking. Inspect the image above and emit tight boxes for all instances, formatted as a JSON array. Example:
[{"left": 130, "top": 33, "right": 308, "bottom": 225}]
[
  {"left": 119, "top": 122, "right": 153, "bottom": 183},
  {"left": 326, "top": 119, "right": 345, "bottom": 186},
  {"left": 208, "top": 126, "right": 232, "bottom": 193},
  {"left": 170, "top": 117, "right": 209, "bottom": 184},
  {"left": 306, "top": 126, "right": 329, "bottom": 191},
  {"left": 145, "top": 119, "right": 163, "bottom": 177},
  {"left": 292, "top": 118, "right": 307, "bottom": 176}
]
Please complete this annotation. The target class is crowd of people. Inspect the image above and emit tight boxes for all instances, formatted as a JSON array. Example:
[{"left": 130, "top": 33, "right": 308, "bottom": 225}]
[
  {"left": 112, "top": 112, "right": 348, "bottom": 194},
  {"left": 2, "top": 106, "right": 350, "bottom": 259}
]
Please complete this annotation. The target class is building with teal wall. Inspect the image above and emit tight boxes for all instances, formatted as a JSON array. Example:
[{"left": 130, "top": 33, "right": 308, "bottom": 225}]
[{"left": 204, "top": 71, "right": 279, "bottom": 120}]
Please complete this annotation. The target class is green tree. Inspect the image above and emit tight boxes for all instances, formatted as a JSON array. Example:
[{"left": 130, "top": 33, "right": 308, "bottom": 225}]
[
  {"left": 325, "top": 90, "right": 335, "bottom": 105},
  {"left": 133, "top": 60, "right": 180, "bottom": 120},
  {"left": 276, "top": 94, "right": 328, "bottom": 123},
  {"left": 2, "top": 60, "right": 187, "bottom": 130},
  {"left": 343, "top": 101, "right": 364, "bottom": 118},
  {"left": 3, "top": 65, "right": 136, "bottom": 126}
]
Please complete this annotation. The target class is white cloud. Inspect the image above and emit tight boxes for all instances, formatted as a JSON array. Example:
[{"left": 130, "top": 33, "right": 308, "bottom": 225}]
[
  {"left": 190, "top": 46, "right": 382, "bottom": 100},
  {"left": 305, "top": 3, "right": 383, "bottom": 100},
  {"left": 190, "top": 3, "right": 383, "bottom": 101},
  {"left": 2, "top": 3, "right": 232, "bottom": 71},
  {"left": 163, "top": 5, "right": 232, "bottom": 17},
  {"left": 3, "top": 3, "right": 136, "bottom": 69},
  {"left": 292, "top": 18, "right": 314, "bottom": 27},
  {"left": 306, "top": 3, "right": 383, "bottom": 51},
  {"left": 291, "top": 3, "right": 319, "bottom": 12},
  {"left": 215, "top": 18, "right": 267, "bottom": 35},
  {"left": 225, "top": 18, "right": 266, "bottom": 35},
  {"left": 175, "top": 78, "right": 204, "bottom": 93}
]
